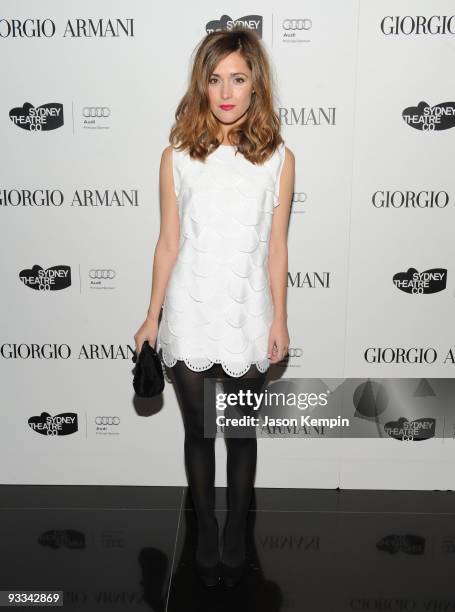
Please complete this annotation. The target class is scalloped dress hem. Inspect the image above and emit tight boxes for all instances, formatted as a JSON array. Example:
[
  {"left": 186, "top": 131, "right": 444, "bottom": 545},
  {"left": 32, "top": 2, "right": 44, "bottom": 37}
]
[{"left": 157, "top": 346, "right": 270, "bottom": 378}]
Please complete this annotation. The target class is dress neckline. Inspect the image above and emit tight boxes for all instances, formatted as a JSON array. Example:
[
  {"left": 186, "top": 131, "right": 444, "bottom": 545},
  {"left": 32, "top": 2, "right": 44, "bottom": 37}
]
[{"left": 215, "top": 144, "right": 237, "bottom": 154}]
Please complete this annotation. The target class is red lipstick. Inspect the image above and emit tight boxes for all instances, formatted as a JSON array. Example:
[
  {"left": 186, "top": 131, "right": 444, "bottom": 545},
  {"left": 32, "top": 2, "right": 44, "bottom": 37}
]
[{"left": 219, "top": 104, "right": 235, "bottom": 110}]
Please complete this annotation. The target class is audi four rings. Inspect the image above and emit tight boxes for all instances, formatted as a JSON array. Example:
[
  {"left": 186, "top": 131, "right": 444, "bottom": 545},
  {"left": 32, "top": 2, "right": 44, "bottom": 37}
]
[
  {"left": 95, "top": 417, "right": 120, "bottom": 425},
  {"left": 82, "top": 107, "right": 110, "bottom": 118},
  {"left": 292, "top": 192, "right": 306, "bottom": 202},
  {"left": 286, "top": 348, "right": 303, "bottom": 358},
  {"left": 89, "top": 269, "right": 116, "bottom": 279},
  {"left": 282, "top": 19, "right": 312, "bottom": 30}
]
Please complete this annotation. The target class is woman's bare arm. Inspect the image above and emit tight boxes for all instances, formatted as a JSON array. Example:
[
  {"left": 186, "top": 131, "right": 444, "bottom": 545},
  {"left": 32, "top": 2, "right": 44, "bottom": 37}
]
[
  {"left": 145, "top": 145, "right": 180, "bottom": 322},
  {"left": 267, "top": 146, "right": 295, "bottom": 323}
]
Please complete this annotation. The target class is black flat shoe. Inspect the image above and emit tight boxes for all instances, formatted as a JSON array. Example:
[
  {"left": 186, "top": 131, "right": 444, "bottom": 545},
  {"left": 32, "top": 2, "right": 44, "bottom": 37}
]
[
  {"left": 219, "top": 558, "right": 247, "bottom": 587},
  {"left": 195, "top": 519, "right": 221, "bottom": 587},
  {"left": 195, "top": 559, "right": 221, "bottom": 587},
  {"left": 220, "top": 521, "right": 247, "bottom": 587}
]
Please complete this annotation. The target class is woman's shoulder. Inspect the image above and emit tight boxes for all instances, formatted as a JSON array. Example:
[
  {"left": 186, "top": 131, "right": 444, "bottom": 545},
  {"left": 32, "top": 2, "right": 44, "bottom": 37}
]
[
  {"left": 161, "top": 144, "right": 189, "bottom": 156},
  {"left": 161, "top": 144, "right": 182, "bottom": 159},
  {"left": 265, "top": 141, "right": 294, "bottom": 168},
  {"left": 274, "top": 143, "right": 295, "bottom": 176},
  {"left": 283, "top": 143, "right": 294, "bottom": 159},
  {"left": 160, "top": 145, "right": 174, "bottom": 167},
  {"left": 282, "top": 144, "right": 295, "bottom": 168},
  {"left": 161, "top": 145, "right": 189, "bottom": 172},
  {"left": 277, "top": 141, "right": 294, "bottom": 163},
  {"left": 266, "top": 141, "right": 293, "bottom": 167}
]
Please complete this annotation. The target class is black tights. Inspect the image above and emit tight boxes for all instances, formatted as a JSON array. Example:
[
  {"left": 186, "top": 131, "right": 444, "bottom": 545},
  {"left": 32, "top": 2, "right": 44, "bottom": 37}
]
[{"left": 168, "top": 359, "right": 267, "bottom": 566}]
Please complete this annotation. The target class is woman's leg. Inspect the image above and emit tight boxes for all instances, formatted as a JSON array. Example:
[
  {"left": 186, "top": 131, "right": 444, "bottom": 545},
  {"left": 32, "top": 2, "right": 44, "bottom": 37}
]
[
  {"left": 167, "top": 359, "right": 219, "bottom": 566},
  {"left": 221, "top": 365, "right": 268, "bottom": 565}
]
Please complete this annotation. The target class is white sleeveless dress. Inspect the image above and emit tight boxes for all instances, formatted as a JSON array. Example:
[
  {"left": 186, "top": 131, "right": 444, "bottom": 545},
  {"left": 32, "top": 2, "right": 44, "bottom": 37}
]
[{"left": 156, "top": 141, "right": 286, "bottom": 377}]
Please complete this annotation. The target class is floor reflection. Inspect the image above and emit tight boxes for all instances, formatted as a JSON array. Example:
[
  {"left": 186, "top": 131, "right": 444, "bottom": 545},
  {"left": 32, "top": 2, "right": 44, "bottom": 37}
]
[{"left": 0, "top": 486, "right": 453, "bottom": 610}]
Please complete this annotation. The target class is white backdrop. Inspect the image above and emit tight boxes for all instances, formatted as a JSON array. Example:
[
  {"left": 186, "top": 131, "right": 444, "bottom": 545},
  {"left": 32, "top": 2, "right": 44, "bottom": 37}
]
[{"left": 1, "top": 1, "right": 454, "bottom": 489}]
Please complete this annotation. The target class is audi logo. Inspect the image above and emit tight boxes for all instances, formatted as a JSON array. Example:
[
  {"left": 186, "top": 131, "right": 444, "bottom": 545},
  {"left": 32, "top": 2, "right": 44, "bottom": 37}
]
[
  {"left": 286, "top": 348, "right": 303, "bottom": 358},
  {"left": 95, "top": 416, "right": 120, "bottom": 425},
  {"left": 82, "top": 106, "right": 110, "bottom": 118},
  {"left": 89, "top": 269, "right": 116, "bottom": 279},
  {"left": 282, "top": 19, "right": 312, "bottom": 31}
]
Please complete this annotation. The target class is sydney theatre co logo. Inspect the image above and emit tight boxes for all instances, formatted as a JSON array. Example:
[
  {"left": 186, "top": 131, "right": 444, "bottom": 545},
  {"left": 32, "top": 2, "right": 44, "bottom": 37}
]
[
  {"left": 204, "top": 14, "right": 314, "bottom": 46},
  {"left": 384, "top": 417, "right": 436, "bottom": 441},
  {"left": 403, "top": 101, "right": 455, "bottom": 131},
  {"left": 9, "top": 102, "right": 111, "bottom": 132},
  {"left": 9, "top": 102, "right": 63, "bottom": 132},
  {"left": 393, "top": 267, "right": 447, "bottom": 295},
  {"left": 19, "top": 265, "right": 71, "bottom": 291},
  {"left": 206, "top": 14, "right": 262, "bottom": 37},
  {"left": 18, "top": 264, "right": 117, "bottom": 291},
  {"left": 26, "top": 412, "right": 121, "bottom": 437},
  {"left": 28, "top": 412, "right": 78, "bottom": 436}
]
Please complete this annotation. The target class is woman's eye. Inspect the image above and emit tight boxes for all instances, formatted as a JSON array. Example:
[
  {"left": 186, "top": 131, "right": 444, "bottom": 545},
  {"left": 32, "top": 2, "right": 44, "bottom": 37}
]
[{"left": 208, "top": 77, "right": 246, "bottom": 85}]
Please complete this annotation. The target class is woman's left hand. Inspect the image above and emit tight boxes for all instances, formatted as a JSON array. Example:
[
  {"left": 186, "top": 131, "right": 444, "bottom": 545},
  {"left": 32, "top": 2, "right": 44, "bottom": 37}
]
[{"left": 267, "top": 318, "right": 290, "bottom": 363}]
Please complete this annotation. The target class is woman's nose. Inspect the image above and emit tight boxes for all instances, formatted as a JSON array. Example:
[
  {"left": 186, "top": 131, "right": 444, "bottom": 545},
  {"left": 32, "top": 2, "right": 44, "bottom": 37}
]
[{"left": 221, "top": 84, "right": 232, "bottom": 99}]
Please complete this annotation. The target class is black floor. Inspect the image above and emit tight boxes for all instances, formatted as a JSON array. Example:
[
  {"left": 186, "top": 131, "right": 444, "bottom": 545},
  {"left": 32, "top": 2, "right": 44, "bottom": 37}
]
[{"left": 1, "top": 486, "right": 454, "bottom": 610}]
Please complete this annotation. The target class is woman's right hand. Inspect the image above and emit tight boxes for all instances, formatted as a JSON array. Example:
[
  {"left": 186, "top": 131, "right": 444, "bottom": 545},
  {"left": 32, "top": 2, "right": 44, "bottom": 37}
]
[{"left": 133, "top": 317, "right": 159, "bottom": 356}]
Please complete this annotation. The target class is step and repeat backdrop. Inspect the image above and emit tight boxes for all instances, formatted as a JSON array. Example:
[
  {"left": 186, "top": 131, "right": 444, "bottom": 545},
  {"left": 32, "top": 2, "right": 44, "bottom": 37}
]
[{"left": 1, "top": 1, "right": 454, "bottom": 489}]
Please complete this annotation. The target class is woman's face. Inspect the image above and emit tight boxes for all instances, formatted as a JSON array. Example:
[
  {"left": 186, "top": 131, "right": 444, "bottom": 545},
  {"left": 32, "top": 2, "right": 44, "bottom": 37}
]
[{"left": 207, "top": 51, "right": 254, "bottom": 131}]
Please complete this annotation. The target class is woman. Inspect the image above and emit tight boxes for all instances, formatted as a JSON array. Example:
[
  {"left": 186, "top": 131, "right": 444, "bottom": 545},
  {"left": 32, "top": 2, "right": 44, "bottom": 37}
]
[{"left": 134, "top": 26, "right": 294, "bottom": 588}]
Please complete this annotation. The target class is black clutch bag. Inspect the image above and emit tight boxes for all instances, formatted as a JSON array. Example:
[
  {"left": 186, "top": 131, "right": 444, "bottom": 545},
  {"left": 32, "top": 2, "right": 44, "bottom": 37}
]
[{"left": 131, "top": 340, "right": 165, "bottom": 397}]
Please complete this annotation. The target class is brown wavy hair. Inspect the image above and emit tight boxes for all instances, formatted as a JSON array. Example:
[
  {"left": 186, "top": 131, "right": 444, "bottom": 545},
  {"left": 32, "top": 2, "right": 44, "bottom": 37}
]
[{"left": 169, "top": 26, "right": 283, "bottom": 165}]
